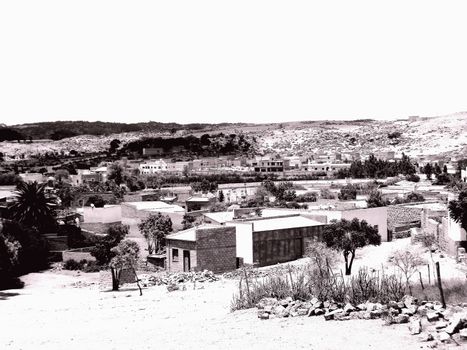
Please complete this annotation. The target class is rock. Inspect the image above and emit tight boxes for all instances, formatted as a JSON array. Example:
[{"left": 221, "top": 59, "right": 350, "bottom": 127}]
[
  {"left": 425, "top": 302, "right": 433, "bottom": 309},
  {"left": 256, "top": 298, "right": 278, "bottom": 310},
  {"left": 426, "top": 312, "right": 439, "bottom": 322},
  {"left": 357, "top": 303, "right": 367, "bottom": 311},
  {"left": 296, "top": 307, "right": 309, "bottom": 316},
  {"left": 452, "top": 332, "right": 467, "bottom": 345},
  {"left": 409, "top": 318, "right": 422, "bottom": 335},
  {"left": 402, "top": 295, "right": 415, "bottom": 309},
  {"left": 258, "top": 311, "right": 270, "bottom": 320},
  {"left": 366, "top": 302, "right": 376, "bottom": 312},
  {"left": 343, "top": 303, "right": 355, "bottom": 313},
  {"left": 460, "top": 329, "right": 467, "bottom": 339},
  {"left": 314, "top": 308, "right": 324, "bottom": 316},
  {"left": 334, "top": 313, "right": 351, "bottom": 321},
  {"left": 418, "top": 332, "right": 434, "bottom": 342},
  {"left": 362, "top": 312, "right": 372, "bottom": 320},
  {"left": 417, "top": 305, "right": 428, "bottom": 316},
  {"left": 324, "top": 308, "right": 344, "bottom": 321},
  {"left": 438, "top": 331, "right": 451, "bottom": 342},
  {"left": 445, "top": 315, "right": 463, "bottom": 334},
  {"left": 349, "top": 311, "right": 360, "bottom": 319},
  {"left": 401, "top": 308, "right": 415, "bottom": 316},
  {"left": 323, "top": 301, "right": 331, "bottom": 309},
  {"left": 388, "top": 301, "right": 399, "bottom": 309},
  {"left": 310, "top": 297, "right": 319, "bottom": 305},
  {"left": 434, "top": 321, "right": 448, "bottom": 329},
  {"left": 394, "top": 314, "right": 410, "bottom": 324},
  {"left": 279, "top": 297, "right": 292, "bottom": 307},
  {"left": 273, "top": 305, "right": 287, "bottom": 317},
  {"left": 370, "top": 310, "right": 383, "bottom": 319},
  {"left": 374, "top": 303, "right": 384, "bottom": 310},
  {"left": 388, "top": 307, "right": 400, "bottom": 316},
  {"left": 397, "top": 301, "right": 405, "bottom": 309}
]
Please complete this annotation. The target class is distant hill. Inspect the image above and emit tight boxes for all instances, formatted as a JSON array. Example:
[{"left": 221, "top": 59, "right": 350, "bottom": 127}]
[{"left": 8, "top": 121, "right": 247, "bottom": 140}]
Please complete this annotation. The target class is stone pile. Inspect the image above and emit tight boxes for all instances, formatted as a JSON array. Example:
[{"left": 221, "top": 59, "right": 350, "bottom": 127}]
[
  {"left": 139, "top": 270, "right": 219, "bottom": 288},
  {"left": 256, "top": 296, "right": 467, "bottom": 346}
]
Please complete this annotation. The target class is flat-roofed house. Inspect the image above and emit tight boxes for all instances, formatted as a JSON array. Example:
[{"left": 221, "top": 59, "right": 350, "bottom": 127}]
[{"left": 227, "top": 214, "right": 326, "bottom": 267}]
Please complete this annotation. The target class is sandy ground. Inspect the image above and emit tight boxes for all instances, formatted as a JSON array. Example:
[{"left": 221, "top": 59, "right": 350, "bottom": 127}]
[{"left": 1, "top": 239, "right": 465, "bottom": 350}]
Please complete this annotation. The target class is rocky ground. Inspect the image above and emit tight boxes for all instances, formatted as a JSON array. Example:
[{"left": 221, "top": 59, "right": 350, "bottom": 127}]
[{"left": 1, "top": 239, "right": 466, "bottom": 350}]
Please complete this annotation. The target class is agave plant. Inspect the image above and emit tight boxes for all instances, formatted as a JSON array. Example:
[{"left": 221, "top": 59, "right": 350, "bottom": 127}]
[{"left": 10, "top": 181, "right": 56, "bottom": 232}]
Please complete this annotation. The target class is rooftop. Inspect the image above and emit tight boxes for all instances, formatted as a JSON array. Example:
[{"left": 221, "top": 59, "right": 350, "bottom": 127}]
[
  {"left": 236, "top": 215, "right": 323, "bottom": 232},
  {"left": 124, "top": 201, "right": 185, "bottom": 213},
  {"left": 203, "top": 211, "right": 235, "bottom": 224},
  {"left": 166, "top": 224, "right": 220, "bottom": 242}
]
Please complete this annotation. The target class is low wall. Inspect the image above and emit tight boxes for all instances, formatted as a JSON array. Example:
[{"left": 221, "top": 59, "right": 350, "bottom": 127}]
[{"left": 62, "top": 247, "right": 96, "bottom": 262}]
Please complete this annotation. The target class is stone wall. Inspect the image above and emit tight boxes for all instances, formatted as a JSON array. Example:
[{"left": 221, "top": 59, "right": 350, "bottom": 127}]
[{"left": 387, "top": 205, "right": 422, "bottom": 232}]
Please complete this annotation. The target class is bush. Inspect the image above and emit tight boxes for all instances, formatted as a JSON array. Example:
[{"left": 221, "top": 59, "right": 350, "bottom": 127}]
[
  {"left": 406, "top": 174, "right": 420, "bottom": 183},
  {"left": 63, "top": 259, "right": 82, "bottom": 270},
  {"left": 412, "top": 279, "right": 467, "bottom": 304},
  {"left": 81, "top": 260, "right": 101, "bottom": 273}
]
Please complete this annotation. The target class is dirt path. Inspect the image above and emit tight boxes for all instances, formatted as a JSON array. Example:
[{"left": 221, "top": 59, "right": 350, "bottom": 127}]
[{"left": 0, "top": 270, "right": 425, "bottom": 350}]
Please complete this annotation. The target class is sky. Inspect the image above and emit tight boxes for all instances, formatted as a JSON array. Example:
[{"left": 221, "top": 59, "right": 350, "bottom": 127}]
[{"left": 1, "top": 0, "right": 467, "bottom": 125}]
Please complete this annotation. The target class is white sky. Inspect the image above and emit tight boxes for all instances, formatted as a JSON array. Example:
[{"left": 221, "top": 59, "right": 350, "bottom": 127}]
[{"left": 1, "top": 0, "right": 467, "bottom": 125}]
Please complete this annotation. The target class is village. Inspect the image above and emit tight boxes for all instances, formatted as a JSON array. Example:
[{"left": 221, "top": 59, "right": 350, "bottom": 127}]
[{"left": 1, "top": 121, "right": 467, "bottom": 349}]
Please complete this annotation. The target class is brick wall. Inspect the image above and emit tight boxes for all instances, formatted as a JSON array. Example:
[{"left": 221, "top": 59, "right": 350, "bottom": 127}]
[
  {"left": 196, "top": 226, "right": 236, "bottom": 273},
  {"left": 166, "top": 240, "right": 196, "bottom": 273}
]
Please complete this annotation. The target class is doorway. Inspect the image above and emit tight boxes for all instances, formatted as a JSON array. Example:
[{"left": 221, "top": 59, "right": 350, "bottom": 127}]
[{"left": 183, "top": 250, "right": 191, "bottom": 272}]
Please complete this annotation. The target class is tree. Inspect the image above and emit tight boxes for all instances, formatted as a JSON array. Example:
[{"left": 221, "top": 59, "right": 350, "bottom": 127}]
[
  {"left": 107, "top": 162, "right": 125, "bottom": 185},
  {"left": 109, "top": 139, "right": 121, "bottom": 153},
  {"left": 406, "top": 192, "right": 425, "bottom": 203},
  {"left": 322, "top": 218, "right": 381, "bottom": 275},
  {"left": 296, "top": 192, "right": 317, "bottom": 203},
  {"left": 449, "top": 190, "right": 467, "bottom": 232},
  {"left": 85, "top": 195, "right": 106, "bottom": 208},
  {"left": 190, "top": 179, "right": 218, "bottom": 194},
  {"left": 405, "top": 174, "right": 420, "bottom": 183},
  {"left": 181, "top": 214, "right": 197, "bottom": 230},
  {"left": 423, "top": 163, "right": 433, "bottom": 180},
  {"left": 9, "top": 181, "right": 56, "bottom": 233},
  {"left": 367, "top": 190, "right": 389, "bottom": 208},
  {"left": 55, "top": 169, "right": 70, "bottom": 182},
  {"left": 91, "top": 224, "right": 128, "bottom": 265},
  {"left": 218, "top": 190, "right": 225, "bottom": 202},
  {"left": 388, "top": 247, "right": 425, "bottom": 294},
  {"left": 338, "top": 184, "right": 357, "bottom": 201},
  {"left": 443, "top": 165, "right": 448, "bottom": 174},
  {"left": 109, "top": 239, "right": 142, "bottom": 294},
  {"left": 138, "top": 213, "right": 172, "bottom": 255},
  {"left": 320, "top": 188, "right": 335, "bottom": 199}
]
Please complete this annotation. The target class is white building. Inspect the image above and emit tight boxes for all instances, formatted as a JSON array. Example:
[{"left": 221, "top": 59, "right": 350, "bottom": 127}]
[{"left": 139, "top": 159, "right": 168, "bottom": 174}]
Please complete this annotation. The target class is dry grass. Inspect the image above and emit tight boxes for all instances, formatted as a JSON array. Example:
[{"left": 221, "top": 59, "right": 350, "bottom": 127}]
[{"left": 411, "top": 279, "right": 467, "bottom": 305}]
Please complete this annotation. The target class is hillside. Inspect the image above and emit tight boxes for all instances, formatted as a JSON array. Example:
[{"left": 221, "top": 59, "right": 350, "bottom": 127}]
[{"left": 0, "top": 113, "right": 465, "bottom": 159}]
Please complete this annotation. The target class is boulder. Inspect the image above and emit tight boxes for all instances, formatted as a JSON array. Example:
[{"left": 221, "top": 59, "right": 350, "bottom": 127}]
[
  {"left": 445, "top": 315, "right": 463, "bottom": 334},
  {"left": 460, "top": 329, "right": 467, "bottom": 339},
  {"left": 434, "top": 321, "right": 448, "bottom": 329},
  {"left": 256, "top": 298, "right": 278, "bottom": 310},
  {"left": 426, "top": 312, "right": 439, "bottom": 322},
  {"left": 409, "top": 318, "right": 422, "bottom": 335},
  {"left": 258, "top": 311, "right": 270, "bottom": 320},
  {"left": 418, "top": 332, "right": 434, "bottom": 342},
  {"left": 438, "top": 331, "right": 451, "bottom": 342},
  {"left": 314, "top": 308, "right": 324, "bottom": 316},
  {"left": 324, "top": 308, "right": 344, "bottom": 321},
  {"left": 343, "top": 303, "right": 356, "bottom": 313},
  {"left": 402, "top": 295, "right": 416, "bottom": 309},
  {"left": 273, "top": 305, "right": 288, "bottom": 318},
  {"left": 388, "top": 301, "right": 399, "bottom": 309},
  {"left": 356, "top": 303, "right": 367, "bottom": 311},
  {"left": 394, "top": 314, "right": 410, "bottom": 324},
  {"left": 370, "top": 310, "right": 383, "bottom": 319},
  {"left": 366, "top": 302, "right": 376, "bottom": 312}
]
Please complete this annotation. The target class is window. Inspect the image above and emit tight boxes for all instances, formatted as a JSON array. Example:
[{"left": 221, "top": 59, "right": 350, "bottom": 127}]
[{"left": 172, "top": 249, "right": 179, "bottom": 262}]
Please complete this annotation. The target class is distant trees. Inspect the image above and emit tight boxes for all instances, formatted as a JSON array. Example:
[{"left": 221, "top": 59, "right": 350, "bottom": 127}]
[
  {"left": 9, "top": 181, "right": 56, "bottom": 233},
  {"left": 448, "top": 190, "right": 467, "bottom": 232},
  {"left": 0, "top": 173, "right": 21, "bottom": 186},
  {"left": 320, "top": 188, "right": 335, "bottom": 199},
  {"left": 338, "top": 184, "right": 357, "bottom": 201},
  {"left": 405, "top": 174, "right": 420, "bottom": 183},
  {"left": 0, "top": 128, "right": 24, "bottom": 142},
  {"left": 393, "top": 192, "right": 425, "bottom": 204},
  {"left": 109, "top": 139, "right": 121, "bottom": 153},
  {"left": 322, "top": 218, "right": 381, "bottom": 275},
  {"left": 295, "top": 192, "right": 317, "bottom": 203},
  {"left": 138, "top": 213, "right": 173, "bottom": 255},
  {"left": 50, "top": 129, "right": 78, "bottom": 140},
  {"left": 422, "top": 163, "right": 433, "bottom": 180},
  {"left": 107, "top": 162, "right": 125, "bottom": 185},
  {"left": 190, "top": 179, "right": 218, "bottom": 194},
  {"left": 367, "top": 190, "right": 389, "bottom": 207},
  {"left": 337, "top": 153, "right": 416, "bottom": 179},
  {"left": 85, "top": 195, "right": 106, "bottom": 208}
]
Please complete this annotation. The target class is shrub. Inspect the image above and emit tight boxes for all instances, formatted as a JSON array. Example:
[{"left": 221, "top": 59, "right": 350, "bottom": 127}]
[
  {"left": 412, "top": 279, "right": 467, "bottom": 305},
  {"left": 63, "top": 259, "right": 82, "bottom": 270},
  {"left": 82, "top": 260, "right": 101, "bottom": 273},
  {"left": 406, "top": 174, "right": 420, "bottom": 183}
]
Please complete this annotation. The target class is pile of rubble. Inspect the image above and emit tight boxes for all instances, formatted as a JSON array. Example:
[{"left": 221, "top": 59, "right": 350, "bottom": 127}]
[
  {"left": 139, "top": 270, "right": 219, "bottom": 288},
  {"left": 256, "top": 296, "right": 467, "bottom": 346}
]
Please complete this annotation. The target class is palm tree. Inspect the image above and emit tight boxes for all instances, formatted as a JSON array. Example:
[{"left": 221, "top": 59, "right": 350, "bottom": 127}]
[{"left": 10, "top": 181, "right": 56, "bottom": 232}]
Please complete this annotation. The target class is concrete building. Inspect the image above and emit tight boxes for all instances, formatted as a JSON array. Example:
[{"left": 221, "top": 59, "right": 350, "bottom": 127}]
[
  {"left": 302, "top": 161, "right": 351, "bottom": 176},
  {"left": 139, "top": 159, "right": 168, "bottom": 174},
  {"left": 227, "top": 214, "right": 326, "bottom": 267},
  {"left": 19, "top": 173, "right": 45, "bottom": 183},
  {"left": 166, "top": 161, "right": 192, "bottom": 174},
  {"left": 261, "top": 206, "right": 389, "bottom": 242},
  {"left": 166, "top": 225, "right": 236, "bottom": 273},
  {"left": 252, "top": 159, "right": 284, "bottom": 173}
]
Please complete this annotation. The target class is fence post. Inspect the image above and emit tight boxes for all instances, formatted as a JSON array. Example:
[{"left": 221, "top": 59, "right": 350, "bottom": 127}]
[
  {"left": 427, "top": 264, "right": 431, "bottom": 285},
  {"left": 435, "top": 262, "right": 446, "bottom": 308},
  {"left": 418, "top": 271, "right": 424, "bottom": 290}
]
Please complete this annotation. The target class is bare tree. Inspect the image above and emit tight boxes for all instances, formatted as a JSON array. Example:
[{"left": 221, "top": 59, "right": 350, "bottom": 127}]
[{"left": 388, "top": 247, "right": 426, "bottom": 294}]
